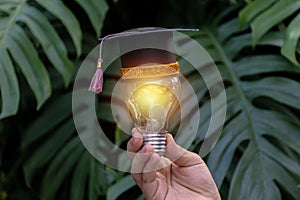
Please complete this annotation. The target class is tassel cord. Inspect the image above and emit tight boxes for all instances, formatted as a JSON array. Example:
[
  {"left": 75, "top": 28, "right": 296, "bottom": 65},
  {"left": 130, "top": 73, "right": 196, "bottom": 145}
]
[{"left": 89, "top": 31, "right": 138, "bottom": 93}]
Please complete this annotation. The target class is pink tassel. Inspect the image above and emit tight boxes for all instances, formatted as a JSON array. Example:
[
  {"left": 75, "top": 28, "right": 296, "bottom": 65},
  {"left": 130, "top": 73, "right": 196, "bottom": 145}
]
[
  {"left": 89, "top": 31, "right": 139, "bottom": 94},
  {"left": 89, "top": 60, "right": 103, "bottom": 93}
]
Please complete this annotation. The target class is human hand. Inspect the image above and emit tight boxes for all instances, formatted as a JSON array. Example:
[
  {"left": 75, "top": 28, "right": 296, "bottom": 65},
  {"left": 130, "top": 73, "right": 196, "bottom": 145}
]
[{"left": 127, "top": 128, "right": 221, "bottom": 200}]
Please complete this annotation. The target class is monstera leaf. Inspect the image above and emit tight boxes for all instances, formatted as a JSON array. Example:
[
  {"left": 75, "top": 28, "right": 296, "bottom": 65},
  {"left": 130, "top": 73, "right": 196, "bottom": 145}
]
[
  {"left": 239, "top": 0, "right": 300, "bottom": 66},
  {"left": 21, "top": 92, "right": 118, "bottom": 200},
  {"left": 190, "top": 8, "right": 300, "bottom": 200},
  {"left": 20, "top": 1, "right": 300, "bottom": 200},
  {"left": 0, "top": 0, "right": 108, "bottom": 119}
]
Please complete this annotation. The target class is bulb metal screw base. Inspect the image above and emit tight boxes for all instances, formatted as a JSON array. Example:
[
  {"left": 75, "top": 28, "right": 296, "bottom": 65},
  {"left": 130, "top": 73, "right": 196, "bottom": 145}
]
[{"left": 143, "top": 132, "right": 166, "bottom": 155}]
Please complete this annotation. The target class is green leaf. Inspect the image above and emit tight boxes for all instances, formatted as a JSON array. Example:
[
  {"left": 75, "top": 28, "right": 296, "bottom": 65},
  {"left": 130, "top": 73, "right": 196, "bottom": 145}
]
[
  {"left": 40, "top": 137, "right": 85, "bottom": 200},
  {"left": 255, "top": 110, "right": 300, "bottom": 155},
  {"left": 74, "top": 0, "right": 109, "bottom": 36},
  {"left": 259, "top": 31, "right": 284, "bottom": 47},
  {"left": 228, "top": 144, "right": 282, "bottom": 200},
  {"left": 260, "top": 135, "right": 300, "bottom": 177},
  {"left": 21, "top": 93, "right": 72, "bottom": 150},
  {"left": 136, "top": 194, "right": 146, "bottom": 200},
  {"left": 0, "top": 49, "right": 19, "bottom": 119},
  {"left": 208, "top": 113, "right": 249, "bottom": 187},
  {"left": 196, "top": 23, "right": 300, "bottom": 199},
  {"left": 23, "top": 120, "right": 75, "bottom": 187},
  {"left": 115, "top": 126, "right": 130, "bottom": 147},
  {"left": 88, "top": 158, "right": 107, "bottom": 200},
  {"left": 196, "top": 90, "right": 227, "bottom": 144},
  {"left": 9, "top": 25, "right": 51, "bottom": 109},
  {"left": 239, "top": 0, "right": 276, "bottom": 28},
  {"left": 229, "top": 138, "right": 300, "bottom": 199},
  {"left": 0, "top": 0, "right": 88, "bottom": 118},
  {"left": 0, "top": 0, "right": 19, "bottom": 12},
  {"left": 243, "top": 77, "right": 300, "bottom": 110},
  {"left": 88, "top": 157, "right": 99, "bottom": 200},
  {"left": 224, "top": 33, "right": 252, "bottom": 60},
  {"left": 18, "top": 3, "right": 300, "bottom": 199},
  {"left": 181, "top": 71, "right": 207, "bottom": 102},
  {"left": 70, "top": 151, "right": 90, "bottom": 200},
  {"left": 281, "top": 13, "right": 300, "bottom": 66},
  {"left": 218, "top": 19, "right": 239, "bottom": 43},
  {"left": 35, "top": 0, "right": 82, "bottom": 56},
  {"left": 20, "top": 4, "right": 73, "bottom": 86},
  {"left": 233, "top": 55, "right": 300, "bottom": 77},
  {"left": 251, "top": 0, "right": 300, "bottom": 45},
  {"left": 106, "top": 175, "right": 136, "bottom": 200}
]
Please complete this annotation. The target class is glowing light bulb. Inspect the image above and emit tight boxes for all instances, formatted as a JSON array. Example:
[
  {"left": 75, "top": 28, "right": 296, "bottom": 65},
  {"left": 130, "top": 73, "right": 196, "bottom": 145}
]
[
  {"left": 129, "top": 84, "right": 175, "bottom": 132},
  {"left": 125, "top": 77, "right": 181, "bottom": 155}
]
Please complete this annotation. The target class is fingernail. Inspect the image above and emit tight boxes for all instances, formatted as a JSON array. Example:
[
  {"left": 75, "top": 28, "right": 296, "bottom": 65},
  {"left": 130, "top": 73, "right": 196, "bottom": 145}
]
[{"left": 141, "top": 145, "right": 148, "bottom": 153}]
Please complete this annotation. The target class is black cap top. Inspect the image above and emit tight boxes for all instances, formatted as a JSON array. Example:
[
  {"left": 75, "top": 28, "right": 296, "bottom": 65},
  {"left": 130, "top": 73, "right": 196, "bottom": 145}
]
[{"left": 119, "top": 29, "right": 176, "bottom": 67}]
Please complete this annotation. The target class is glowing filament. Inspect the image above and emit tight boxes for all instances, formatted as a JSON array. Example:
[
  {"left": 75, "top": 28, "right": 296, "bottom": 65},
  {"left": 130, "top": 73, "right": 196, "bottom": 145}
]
[{"left": 128, "top": 84, "right": 176, "bottom": 133}]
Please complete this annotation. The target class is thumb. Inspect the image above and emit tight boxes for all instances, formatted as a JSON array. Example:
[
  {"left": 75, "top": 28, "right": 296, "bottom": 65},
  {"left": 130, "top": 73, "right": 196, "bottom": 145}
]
[{"left": 165, "top": 134, "right": 204, "bottom": 167}]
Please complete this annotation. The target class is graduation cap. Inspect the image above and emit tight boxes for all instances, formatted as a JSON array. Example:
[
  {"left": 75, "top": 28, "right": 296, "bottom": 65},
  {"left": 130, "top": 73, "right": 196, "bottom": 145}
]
[{"left": 89, "top": 27, "right": 198, "bottom": 93}]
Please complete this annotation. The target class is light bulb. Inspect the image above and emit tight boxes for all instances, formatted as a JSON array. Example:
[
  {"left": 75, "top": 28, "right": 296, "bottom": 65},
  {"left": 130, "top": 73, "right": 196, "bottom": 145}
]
[{"left": 124, "top": 76, "right": 181, "bottom": 155}]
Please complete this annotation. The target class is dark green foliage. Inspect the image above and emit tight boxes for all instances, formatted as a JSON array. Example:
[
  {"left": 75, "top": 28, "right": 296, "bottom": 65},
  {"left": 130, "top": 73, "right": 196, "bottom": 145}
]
[{"left": 0, "top": 0, "right": 299, "bottom": 199}]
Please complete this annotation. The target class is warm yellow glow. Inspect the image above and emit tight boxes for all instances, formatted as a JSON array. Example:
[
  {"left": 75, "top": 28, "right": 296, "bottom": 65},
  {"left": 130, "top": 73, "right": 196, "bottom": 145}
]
[{"left": 129, "top": 84, "right": 174, "bottom": 118}]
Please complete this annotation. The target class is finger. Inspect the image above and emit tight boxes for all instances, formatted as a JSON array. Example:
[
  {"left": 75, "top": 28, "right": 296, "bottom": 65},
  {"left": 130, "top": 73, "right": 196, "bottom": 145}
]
[
  {"left": 165, "top": 134, "right": 204, "bottom": 167},
  {"left": 142, "top": 153, "right": 161, "bottom": 183},
  {"left": 131, "top": 144, "right": 154, "bottom": 173},
  {"left": 156, "top": 156, "right": 172, "bottom": 171},
  {"left": 131, "top": 144, "right": 154, "bottom": 184},
  {"left": 127, "top": 128, "right": 143, "bottom": 160},
  {"left": 141, "top": 153, "right": 162, "bottom": 199}
]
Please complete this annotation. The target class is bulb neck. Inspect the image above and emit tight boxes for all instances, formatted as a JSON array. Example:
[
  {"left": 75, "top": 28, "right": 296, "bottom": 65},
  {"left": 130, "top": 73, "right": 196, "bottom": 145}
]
[{"left": 142, "top": 131, "right": 167, "bottom": 155}]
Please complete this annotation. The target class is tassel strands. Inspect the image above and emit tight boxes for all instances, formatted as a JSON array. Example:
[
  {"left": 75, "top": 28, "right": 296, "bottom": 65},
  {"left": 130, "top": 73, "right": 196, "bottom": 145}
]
[
  {"left": 88, "top": 59, "right": 103, "bottom": 93},
  {"left": 88, "top": 31, "right": 139, "bottom": 94}
]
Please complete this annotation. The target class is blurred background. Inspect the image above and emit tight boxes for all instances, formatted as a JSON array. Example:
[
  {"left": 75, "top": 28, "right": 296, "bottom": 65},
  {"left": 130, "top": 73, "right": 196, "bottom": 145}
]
[{"left": 0, "top": 0, "right": 300, "bottom": 199}]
